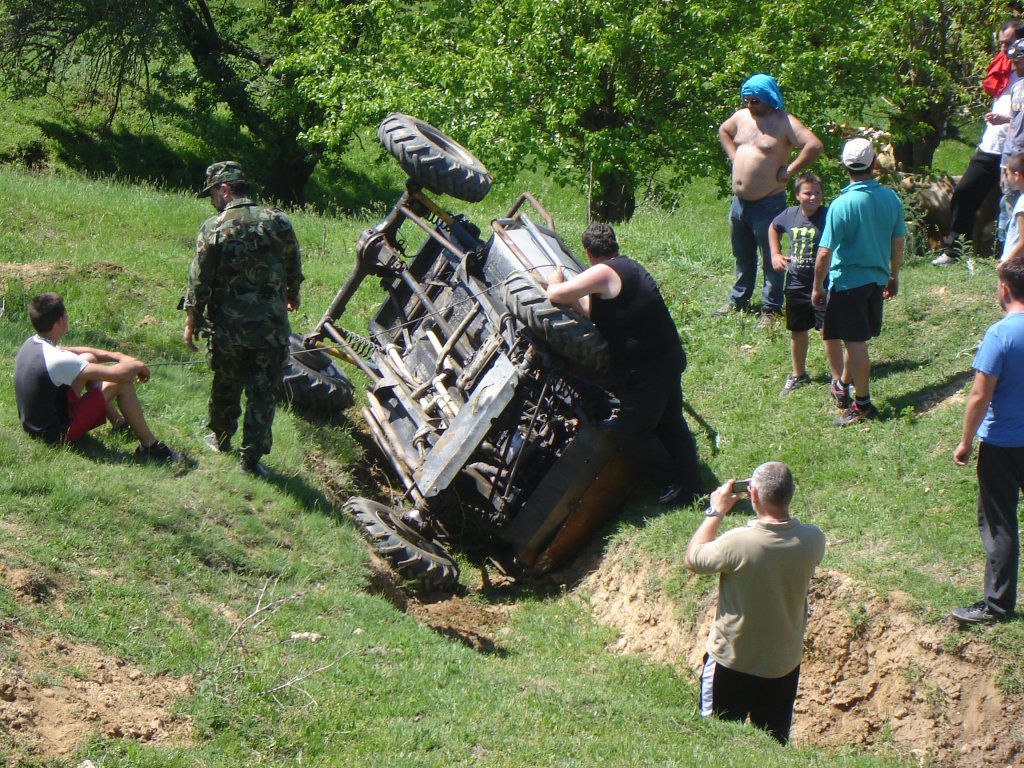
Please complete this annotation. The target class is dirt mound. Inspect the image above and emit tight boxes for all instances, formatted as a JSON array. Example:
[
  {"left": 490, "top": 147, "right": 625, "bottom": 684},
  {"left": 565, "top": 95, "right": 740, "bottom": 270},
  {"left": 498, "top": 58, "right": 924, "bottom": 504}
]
[{"left": 581, "top": 549, "right": 1024, "bottom": 766}]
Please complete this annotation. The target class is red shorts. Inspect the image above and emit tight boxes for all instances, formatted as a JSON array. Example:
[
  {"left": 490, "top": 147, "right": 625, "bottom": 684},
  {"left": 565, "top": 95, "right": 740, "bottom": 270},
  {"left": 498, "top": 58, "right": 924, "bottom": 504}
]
[{"left": 64, "top": 386, "right": 108, "bottom": 443}]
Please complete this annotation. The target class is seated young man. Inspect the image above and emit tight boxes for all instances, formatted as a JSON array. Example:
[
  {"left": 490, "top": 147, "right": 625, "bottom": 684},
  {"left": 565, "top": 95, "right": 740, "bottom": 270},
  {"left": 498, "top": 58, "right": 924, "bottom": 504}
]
[{"left": 13, "top": 292, "right": 181, "bottom": 462}]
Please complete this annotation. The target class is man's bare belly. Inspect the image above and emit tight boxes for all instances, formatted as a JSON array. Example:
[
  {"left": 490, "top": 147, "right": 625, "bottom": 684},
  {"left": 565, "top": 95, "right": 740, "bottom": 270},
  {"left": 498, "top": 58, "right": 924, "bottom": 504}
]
[{"left": 731, "top": 144, "right": 788, "bottom": 201}]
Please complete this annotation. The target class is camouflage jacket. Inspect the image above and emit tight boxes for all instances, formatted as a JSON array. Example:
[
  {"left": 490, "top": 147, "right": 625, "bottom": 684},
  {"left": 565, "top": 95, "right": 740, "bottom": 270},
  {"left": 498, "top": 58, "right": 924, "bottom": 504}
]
[{"left": 185, "top": 198, "right": 304, "bottom": 349}]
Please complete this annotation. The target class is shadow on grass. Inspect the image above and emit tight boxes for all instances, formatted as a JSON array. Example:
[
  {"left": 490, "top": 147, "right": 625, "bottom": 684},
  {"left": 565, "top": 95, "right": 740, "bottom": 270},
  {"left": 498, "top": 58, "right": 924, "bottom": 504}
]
[
  {"left": 70, "top": 434, "right": 198, "bottom": 474},
  {"left": 888, "top": 368, "right": 974, "bottom": 416}
]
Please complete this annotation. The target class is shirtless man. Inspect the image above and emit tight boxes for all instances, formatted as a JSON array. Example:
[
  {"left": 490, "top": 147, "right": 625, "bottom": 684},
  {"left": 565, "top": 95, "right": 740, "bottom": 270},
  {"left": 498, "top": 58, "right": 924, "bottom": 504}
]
[{"left": 713, "top": 74, "right": 823, "bottom": 320}]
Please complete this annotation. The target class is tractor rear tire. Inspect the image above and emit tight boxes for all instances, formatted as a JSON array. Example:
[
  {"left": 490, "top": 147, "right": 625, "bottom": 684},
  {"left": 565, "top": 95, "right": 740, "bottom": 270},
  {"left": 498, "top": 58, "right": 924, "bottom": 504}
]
[
  {"left": 345, "top": 497, "right": 460, "bottom": 592},
  {"left": 500, "top": 272, "right": 612, "bottom": 379},
  {"left": 377, "top": 113, "right": 492, "bottom": 203}
]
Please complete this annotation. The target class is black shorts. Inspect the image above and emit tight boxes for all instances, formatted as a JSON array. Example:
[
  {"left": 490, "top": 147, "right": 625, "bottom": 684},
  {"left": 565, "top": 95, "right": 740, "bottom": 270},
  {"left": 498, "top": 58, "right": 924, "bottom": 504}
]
[
  {"left": 784, "top": 291, "right": 825, "bottom": 333},
  {"left": 822, "top": 283, "right": 884, "bottom": 342}
]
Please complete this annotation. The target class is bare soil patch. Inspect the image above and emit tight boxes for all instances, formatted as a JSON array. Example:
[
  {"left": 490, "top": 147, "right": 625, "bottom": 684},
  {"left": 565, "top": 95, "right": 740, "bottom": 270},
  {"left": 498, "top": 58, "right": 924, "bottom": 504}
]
[
  {"left": 580, "top": 548, "right": 1024, "bottom": 767},
  {"left": 0, "top": 626, "right": 191, "bottom": 762}
]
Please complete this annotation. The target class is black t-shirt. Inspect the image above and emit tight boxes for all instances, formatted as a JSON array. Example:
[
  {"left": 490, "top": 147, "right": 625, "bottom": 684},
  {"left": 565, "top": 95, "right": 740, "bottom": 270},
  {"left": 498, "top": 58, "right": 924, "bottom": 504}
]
[
  {"left": 589, "top": 255, "right": 682, "bottom": 370},
  {"left": 770, "top": 205, "right": 827, "bottom": 294}
]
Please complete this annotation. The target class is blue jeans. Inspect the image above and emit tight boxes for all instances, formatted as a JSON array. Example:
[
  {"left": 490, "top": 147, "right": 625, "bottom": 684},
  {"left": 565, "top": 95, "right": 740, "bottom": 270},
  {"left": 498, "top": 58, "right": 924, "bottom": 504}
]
[{"left": 728, "top": 192, "right": 786, "bottom": 312}]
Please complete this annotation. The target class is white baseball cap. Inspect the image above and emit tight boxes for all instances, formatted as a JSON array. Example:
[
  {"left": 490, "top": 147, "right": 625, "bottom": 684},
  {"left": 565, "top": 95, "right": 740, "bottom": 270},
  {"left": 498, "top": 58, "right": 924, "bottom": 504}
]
[{"left": 842, "top": 138, "right": 876, "bottom": 172}]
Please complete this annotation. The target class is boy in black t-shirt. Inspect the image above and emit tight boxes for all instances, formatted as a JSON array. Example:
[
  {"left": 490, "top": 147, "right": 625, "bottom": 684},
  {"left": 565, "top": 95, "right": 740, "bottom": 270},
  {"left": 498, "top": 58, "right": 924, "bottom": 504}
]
[{"left": 768, "top": 174, "right": 841, "bottom": 395}]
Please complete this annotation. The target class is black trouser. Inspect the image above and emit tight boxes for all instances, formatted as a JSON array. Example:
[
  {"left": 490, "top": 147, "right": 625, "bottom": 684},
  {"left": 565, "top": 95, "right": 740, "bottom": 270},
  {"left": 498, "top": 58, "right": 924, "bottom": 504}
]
[
  {"left": 976, "top": 442, "right": 1024, "bottom": 617},
  {"left": 610, "top": 348, "right": 701, "bottom": 492},
  {"left": 700, "top": 654, "right": 801, "bottom": 745},
  {"left": 948, "top": 151, "right": 1001, "bottom": 244}
]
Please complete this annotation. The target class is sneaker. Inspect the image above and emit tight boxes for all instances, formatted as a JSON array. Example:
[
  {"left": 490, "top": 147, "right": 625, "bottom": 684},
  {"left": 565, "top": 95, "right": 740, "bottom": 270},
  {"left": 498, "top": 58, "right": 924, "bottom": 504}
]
[
  {"left": 780, "top": 373, "right": 811, "bottom": 396},
  {"left": 756, "top": 311, "right": 781, "bottom": 329},
  {"left": 834, "top": 401, "right": 879, "bottom": 427},
  {"left": 657, "top": 483, "right": 700, "bottom": 507},
  {"left": 711, "top": 302, "right": 740, "bottom": 317},
  {"left": 204, "top": 432, "right": 231, "bottom": 453},
  {"left": 829, "top": 381, "right": 851, "bottom": 409},
  {"left": 950, "top": 600, "right": 1011, "bottom": 625},
  {"left": 931, "top": 252, "right": 959, "bottom": 267},
  {"left": 135, "top": 440, "right": 183, "bottom": 463},
  {"left": 241, "top": 460, "right": 269, "bottom": 478}
]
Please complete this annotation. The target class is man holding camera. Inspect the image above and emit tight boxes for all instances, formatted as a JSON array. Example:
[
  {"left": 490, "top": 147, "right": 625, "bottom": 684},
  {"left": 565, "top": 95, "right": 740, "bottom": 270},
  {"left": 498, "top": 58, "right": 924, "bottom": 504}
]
[{"left": 685, "top": 462, "right": 825, "bottom": 744}]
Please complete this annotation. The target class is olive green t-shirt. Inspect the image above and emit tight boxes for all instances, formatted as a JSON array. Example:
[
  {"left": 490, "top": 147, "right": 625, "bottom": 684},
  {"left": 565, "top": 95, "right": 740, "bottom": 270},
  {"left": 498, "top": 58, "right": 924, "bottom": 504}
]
[{"left": 689, "top": 518, "right": 825, "bottom": 678}]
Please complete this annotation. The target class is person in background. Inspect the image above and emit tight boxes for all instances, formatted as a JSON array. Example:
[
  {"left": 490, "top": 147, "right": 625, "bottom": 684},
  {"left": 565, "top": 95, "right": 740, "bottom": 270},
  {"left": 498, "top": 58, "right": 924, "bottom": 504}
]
[
  {"left": 714, "top": 74, "right": 823, "bottom": 323},
  {"left": 950, "top": 256, "right": 1024, "bottom": 625}
]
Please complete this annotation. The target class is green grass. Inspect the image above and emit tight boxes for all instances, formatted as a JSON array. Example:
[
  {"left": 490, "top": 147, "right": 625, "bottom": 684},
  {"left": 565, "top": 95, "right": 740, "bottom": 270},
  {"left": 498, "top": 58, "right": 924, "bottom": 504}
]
[{"left": 0, "top": 160, "right": 1009, "bottom": 767}]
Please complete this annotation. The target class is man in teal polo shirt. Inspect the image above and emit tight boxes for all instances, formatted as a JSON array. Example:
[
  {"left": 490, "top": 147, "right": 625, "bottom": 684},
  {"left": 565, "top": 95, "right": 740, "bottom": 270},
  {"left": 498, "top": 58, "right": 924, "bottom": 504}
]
[{"left": 812, "top": 138, "right": 906, "bottom": 426}]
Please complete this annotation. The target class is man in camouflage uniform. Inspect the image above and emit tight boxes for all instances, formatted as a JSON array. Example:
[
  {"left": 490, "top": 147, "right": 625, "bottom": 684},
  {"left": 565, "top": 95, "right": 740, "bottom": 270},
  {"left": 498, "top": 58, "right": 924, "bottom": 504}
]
[{"left": 183, "top": 161, "right": 303, "bottom": 477}]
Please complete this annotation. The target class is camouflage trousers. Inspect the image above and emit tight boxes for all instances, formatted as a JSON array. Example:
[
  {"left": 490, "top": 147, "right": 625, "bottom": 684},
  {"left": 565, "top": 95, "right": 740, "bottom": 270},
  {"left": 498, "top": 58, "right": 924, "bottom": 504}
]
[{"left": 208, "top": 343, "right": 287, "bottom": 465}]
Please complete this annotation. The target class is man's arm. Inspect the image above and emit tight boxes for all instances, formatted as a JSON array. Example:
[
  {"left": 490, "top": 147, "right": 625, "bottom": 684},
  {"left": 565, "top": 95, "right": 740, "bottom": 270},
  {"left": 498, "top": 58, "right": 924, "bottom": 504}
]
[
  {"left": 184, "top": 227, "right": 217, "bottom": 352},
  {"left": 684, "top": 480, "right": 740, "bottom": 571},
  {"left": 953, "top": 371, "right": 998, "bottom": 465},
  {"left": 884, "top": 237, "right": 904, "bottom": 299},
  {"left": 546, "top": 263, "right": 620, "bottom": 318},
  {"left": 781, "top": 115, "right": 824, "bottom": 181},
  {"left": 812, "top": 246, "right": 833, "bottom": 307},
  {"left": 71, "top": 357, "right": 150, "bottom": 391},
  {"left": 718, "top": 113, "right": 739, "bottom": 162}
]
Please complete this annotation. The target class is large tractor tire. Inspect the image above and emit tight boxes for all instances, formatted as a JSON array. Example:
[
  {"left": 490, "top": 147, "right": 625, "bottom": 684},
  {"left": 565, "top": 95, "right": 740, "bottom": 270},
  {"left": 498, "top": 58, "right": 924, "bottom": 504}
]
[
  {"left": 345, "top": 497, "right": 460, "bottom": 592},
  {"left": 280, "top": 333, "right": 355, "bottom": 414},
  {"left": 377, "top": 113, "right": 492, "bottom": 203},
  {"left": 500, "top": 273, "right": 612, "bottom": 379}
]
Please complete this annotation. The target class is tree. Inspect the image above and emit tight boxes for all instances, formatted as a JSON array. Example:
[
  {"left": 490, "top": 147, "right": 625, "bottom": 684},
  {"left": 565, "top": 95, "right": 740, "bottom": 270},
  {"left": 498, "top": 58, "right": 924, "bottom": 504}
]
[{"left": 0, "top": 0, "right": 322, "bottom": 204}]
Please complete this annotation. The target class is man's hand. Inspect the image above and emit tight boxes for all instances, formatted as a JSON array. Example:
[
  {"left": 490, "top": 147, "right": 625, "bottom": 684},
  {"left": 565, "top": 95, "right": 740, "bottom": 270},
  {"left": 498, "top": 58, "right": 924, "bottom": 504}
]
[
  {"left": 776, "top": 165, "right": 791, "bottom": 183},
  {"left": 771, "top": 252, "right": 789, "bottom": 272},
  {"left": 953, "top": 440, "right": 973, "bottom": 466},
  {"left": 985, "top": 112, "right": 1011, "bottom": 126},
  {"left": 135, "top": 363, "right": 151, "bottom": 384},
  {"left": 883, "top": 274, "right": 899, "bottom": 299},
  {"left": 709, "top": 479, "right": 742, "bottom": 517},
  {"left": 812, "top": 286, "right": 827, "bottom": 307},
  {"left": 545, "top": 267, "right": 565, "bottom": 288},
  {"left": 287, "top": 295, "right": 301, "bottom": 312}
]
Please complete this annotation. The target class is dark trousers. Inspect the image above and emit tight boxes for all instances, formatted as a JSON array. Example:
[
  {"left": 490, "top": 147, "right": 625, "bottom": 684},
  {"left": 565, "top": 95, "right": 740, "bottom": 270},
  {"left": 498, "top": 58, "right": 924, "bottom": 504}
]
[
  {"left": 610, "top": 351, "right": 701, "bottom": 493},
  {"left": 700, "top": 654, "right": 800, "bottom": 745},
  {"left": 209, "top": 344, "right": 288, "bottom": 464},
  {"left": 976, "top": 442, "right": 1024, "bottom": 617},
  {"left": 948, "top": 151, "right": 1001, "bottom": 243}
]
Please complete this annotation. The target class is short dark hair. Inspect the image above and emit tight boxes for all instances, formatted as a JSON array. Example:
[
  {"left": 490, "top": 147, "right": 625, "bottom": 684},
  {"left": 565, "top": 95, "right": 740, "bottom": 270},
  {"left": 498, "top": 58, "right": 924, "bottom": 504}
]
[
  {"left": 1008, "top": 154, "right": 1024, "bottom": 175},
  {"left": 751, "top": 461, "right": 795, "bottom": 508},
  {"left": 29, "top": 292, "right": 66, "bottom": 333},
  {"left": 999, "top": 255, "right": 1024, "bottom": 301},
  {"left": 794, "top": 172, "right": 822, "bottom": 195},
  {"left": 1002, "top": 18, "right": 1023, "bottom": 35},
  {"left": 581, "top": 222, "right": 619, "bottom": 259}
]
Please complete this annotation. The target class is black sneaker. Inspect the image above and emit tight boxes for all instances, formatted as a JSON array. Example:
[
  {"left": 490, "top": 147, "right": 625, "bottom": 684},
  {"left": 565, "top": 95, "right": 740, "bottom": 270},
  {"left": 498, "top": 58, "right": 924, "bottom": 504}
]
[
  {"left": 834, "top": 401, "right": 879, "bottom": 427},
  {"left": 135, "top": 441, "right": 183, "bottom": 463},
  {"left": 204, "top": 432, "right": 231, "bottom": 453},
  {"left": 780, "top": 373, "right": 811, "bottom": 396},
  {"left": 950, "top": 600, "right": 1011, "bottom": 625},
  {"left": 829, "top": 381, "right": 852, "bottom": 409},
  {"left": 242, "top": 460, "right": 269, "bottom": 478}
]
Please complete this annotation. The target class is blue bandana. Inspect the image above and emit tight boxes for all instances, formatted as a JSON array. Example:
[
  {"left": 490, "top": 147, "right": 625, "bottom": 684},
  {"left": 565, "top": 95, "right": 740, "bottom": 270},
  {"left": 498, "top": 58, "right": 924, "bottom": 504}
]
[{"left": 740, "top": 74, "right": 784, "bottom": 111}]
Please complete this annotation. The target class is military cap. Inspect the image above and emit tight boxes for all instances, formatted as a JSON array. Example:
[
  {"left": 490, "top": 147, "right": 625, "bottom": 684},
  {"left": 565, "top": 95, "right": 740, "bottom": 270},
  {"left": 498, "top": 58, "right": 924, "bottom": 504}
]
[{"left": 199, "top": 161, "right": 246, "bottom": 197}]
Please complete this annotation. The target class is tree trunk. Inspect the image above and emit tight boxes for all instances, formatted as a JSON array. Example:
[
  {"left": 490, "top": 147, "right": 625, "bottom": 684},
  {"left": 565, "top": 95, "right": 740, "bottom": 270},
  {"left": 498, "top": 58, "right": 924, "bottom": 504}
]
[{"left": 590, "top": 169, "right": 635, "bottom": 223}]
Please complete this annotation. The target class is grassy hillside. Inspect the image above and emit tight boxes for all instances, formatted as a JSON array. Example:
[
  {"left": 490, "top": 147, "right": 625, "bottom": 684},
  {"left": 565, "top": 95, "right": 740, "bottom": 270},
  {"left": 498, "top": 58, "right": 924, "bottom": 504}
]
[{"left": 0, "top": 159, "right": 1011, "bottom": 767}]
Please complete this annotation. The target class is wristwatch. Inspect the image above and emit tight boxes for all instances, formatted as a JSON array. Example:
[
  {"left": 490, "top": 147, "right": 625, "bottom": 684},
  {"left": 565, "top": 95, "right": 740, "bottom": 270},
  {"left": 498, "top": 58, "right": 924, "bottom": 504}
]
[{"left": 704, "top": 507, "right": 723, "bottom": 519}]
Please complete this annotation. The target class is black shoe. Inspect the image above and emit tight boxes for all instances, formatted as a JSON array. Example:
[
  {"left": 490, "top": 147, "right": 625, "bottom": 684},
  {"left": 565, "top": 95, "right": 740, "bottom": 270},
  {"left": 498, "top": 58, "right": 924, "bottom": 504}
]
[
  {"left": 204, "top": 432, "right": 231, "bottom": 453},
  {"left": 829, "top": 381, "right": 851, "bottom": 410},
  {"left": 135, "top": 441, "right": 183, "bottom": 463},
  {"left": 242, "top": 460, "right": 269, "bottom": 478},
  {"left": 950, "top": 600, "right": 1011, "bottom": 625},
  {"left": 657, "top": 484, "right": 700, "bottom": 506},
  {"left": 834, "top": 401, "right": 879, "bottom": 427}
]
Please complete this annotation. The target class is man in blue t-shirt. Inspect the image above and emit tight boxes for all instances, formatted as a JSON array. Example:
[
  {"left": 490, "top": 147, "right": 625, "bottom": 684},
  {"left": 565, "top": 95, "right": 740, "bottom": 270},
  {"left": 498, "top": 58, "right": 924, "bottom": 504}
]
[
  {"left": 812, "top": 138, "right": 906, "bottom": 426},
  {"left": 950, "top": 256, "right": 1024, "bottom": 625}
]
